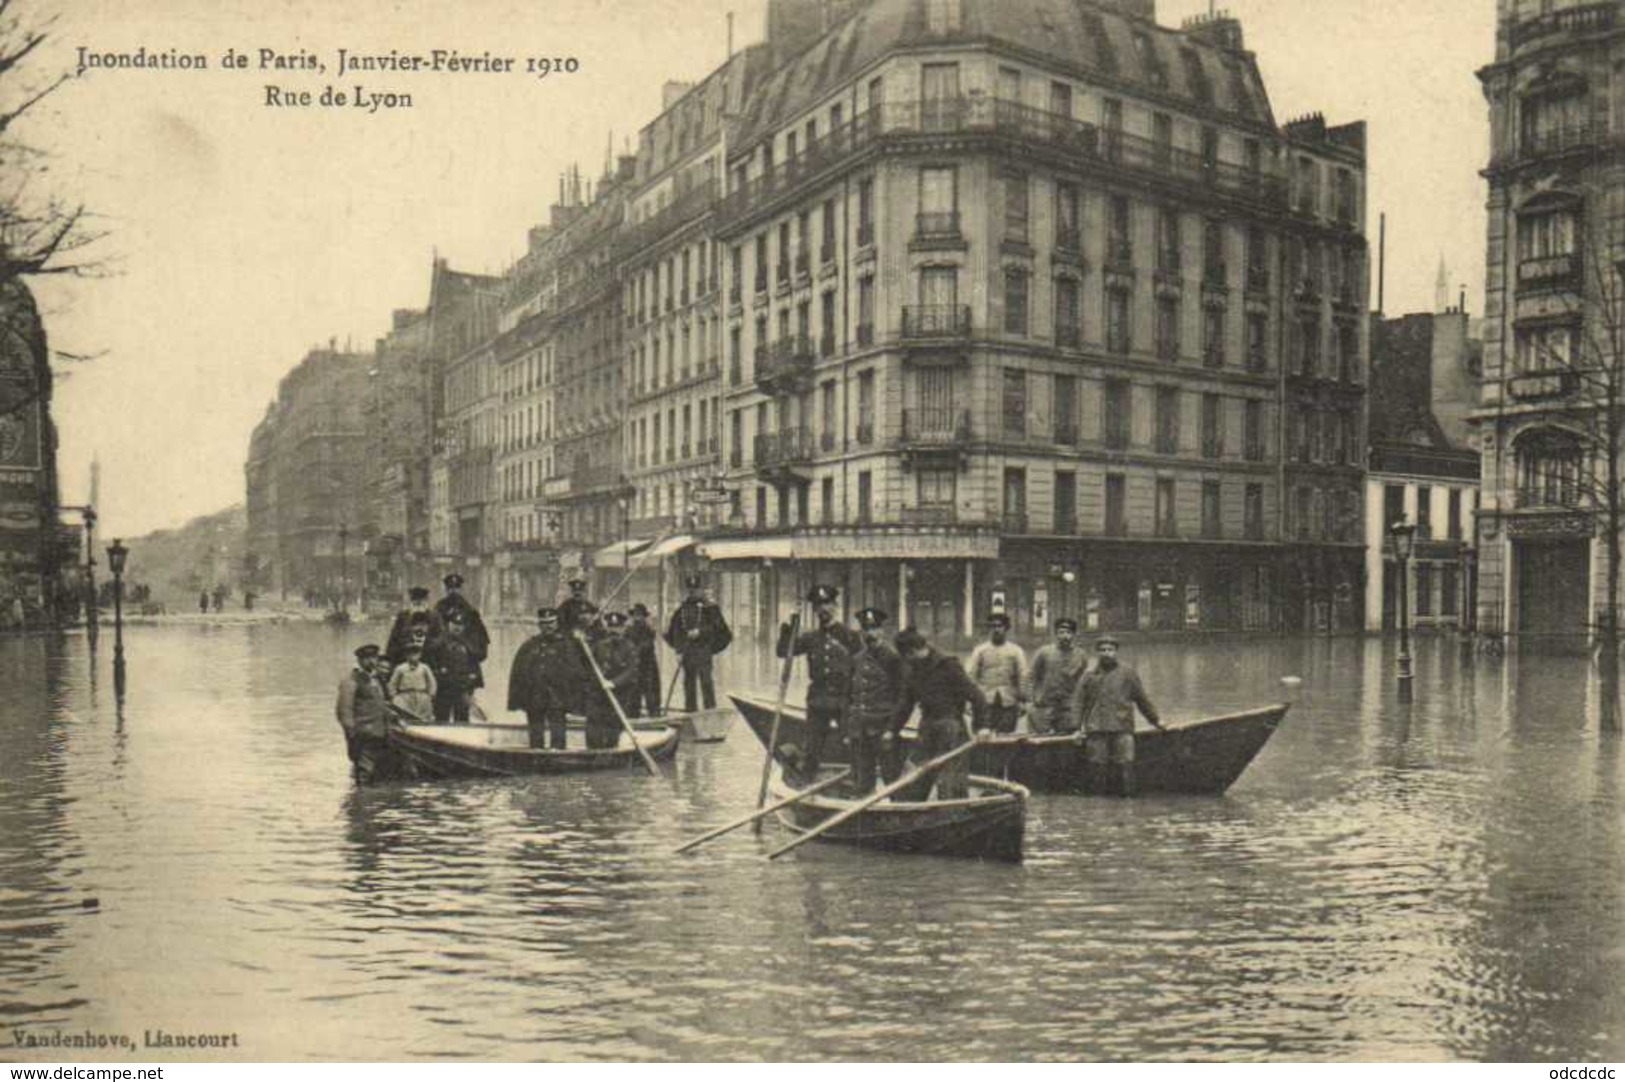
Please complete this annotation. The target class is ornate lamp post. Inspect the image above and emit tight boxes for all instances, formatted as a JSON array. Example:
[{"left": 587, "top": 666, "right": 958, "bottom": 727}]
[
  {"left": 1390, "top": 517, "right": 1416, "bottom": 700},
  {"left": 106, "top": 538, "right": 128, "bottom": 689}
]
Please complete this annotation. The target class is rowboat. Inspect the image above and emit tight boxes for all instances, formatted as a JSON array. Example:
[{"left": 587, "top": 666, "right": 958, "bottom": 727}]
[
  {"left": 564, "top": 707, "right": 732, "bottom": 743},
  {"left": 380, "top": 721, "right": 681, "bottom": 781},
  {"left": 767, "top": 767, "right": 1027, "bottom": 862},
  {"left": 728, "top": 694, "right": 1287, "bottom": 796}
]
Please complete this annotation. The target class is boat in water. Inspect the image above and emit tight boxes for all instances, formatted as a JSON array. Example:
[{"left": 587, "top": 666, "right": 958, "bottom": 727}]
[
  {"left": 729, "top": 694, "right": 1287, "bottom": 796},
  {"left": 364, "top": 721, "right": 681, "bottom": 782}
]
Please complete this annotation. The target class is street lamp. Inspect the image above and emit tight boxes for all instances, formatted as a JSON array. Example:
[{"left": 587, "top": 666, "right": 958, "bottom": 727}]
[
  {"left": 106, "top": 537, "right": 128, "bottom": 690},
  {"left": 1460, "top": 542, "right": 1478, "bottom": 654},
  {"left": 1390, "top": 516, "right": 1416, "bottom": 700}
]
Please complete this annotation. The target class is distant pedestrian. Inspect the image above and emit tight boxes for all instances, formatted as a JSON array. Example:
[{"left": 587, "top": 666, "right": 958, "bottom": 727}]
[
  {"left": 664, "top": 574, "right": 731, "bottom": 712},
  {"left": 625, "top": 603, "right": 662, "bottom": 717},
  {"left": 1070, "top": 635, "right": 1164, "bottom": 797},
  {"left": 387, "top": 644, "right": 437, "bottom": 722},
  {"left": 199, "top": 590, "right": 209, "bottom": 614},
  {"left": 212, "top": 585, "right": 226, "bottom": 613},
  {"left": 968, "top": 613, "right": 1028, "bottom": 733},
  {"left": 1029, "top": 618, "right": 1087, "bottom": 734}
]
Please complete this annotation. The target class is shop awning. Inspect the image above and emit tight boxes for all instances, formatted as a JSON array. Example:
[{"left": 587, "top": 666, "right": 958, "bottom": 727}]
[
  {"left": 646, "top": 534, "right": 696, "bottom": 559},
  {"left": 697, "top": 536, "right": 794, "bottom": 562},
  {"left": 592, "top": 538, "right": 655, "bottom": 567}
]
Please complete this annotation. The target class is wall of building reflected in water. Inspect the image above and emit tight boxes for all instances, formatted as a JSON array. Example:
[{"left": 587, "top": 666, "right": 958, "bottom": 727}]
[{"left": 1, "top": 623, "right": 1621, "bottom": 1061}]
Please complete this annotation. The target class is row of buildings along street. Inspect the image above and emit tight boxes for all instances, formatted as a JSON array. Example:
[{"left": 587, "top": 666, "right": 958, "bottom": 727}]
[{"left": 235, "top": 0, "right": 1597, "bottom": 651}]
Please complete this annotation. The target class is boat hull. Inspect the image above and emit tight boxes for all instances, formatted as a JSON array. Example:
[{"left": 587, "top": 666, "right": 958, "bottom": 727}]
[
  {"left": 381, "top": 722, "right": 681, "bottom": 781},
  {"left": 769, "top": 772, "right": 1026, "bottom": 862},
  {"left": 730, "top": 694, "right": 1286, "bottom": 796}
]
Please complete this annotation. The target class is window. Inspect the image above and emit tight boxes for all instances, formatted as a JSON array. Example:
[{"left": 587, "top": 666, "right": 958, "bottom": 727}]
[
  {"left": 820, "top": 291, "right": 836, "bottom": 356},
  {"left": 1416, "top": 486, "right": 1433, "bottom": 538},
  {"left": 1201, "top": 393, "right": 1222, "bottom": 458},
  {"left": 1295, "top": 485, "right": 1314, "bottom": 540},
  {"left": 1156, "top": 296, "right": 1180, "bottom": 361},
  {"left": 1155, "top": 478, "right": 1177, "bottom": 537},
  {"left": 1056, "top": 182, "right": 1080, "bottom": 249},
  {"left": 822, "top": 198, "right": 837, "bottom": 263},
  {"left": 755, "top": 485, "right": 768, "bottom": 526},
  {"left": 1246, "top": 225, "right": 1268, "bottom": 289},
  {"left": 821, "top": 380, "right": 837, "bottom": 449},
  {"left": 1244, "top": 483, "right": 1263, "bottom": 539},
  {"left": 1049, "top": 80, "right": 1072, "bottom": 119},
  {"left": 796, "top": 211, "right": 810, "bottom": 274},
  {"left": 1055, "top": 470, "right": 1077, "bottom": 533},
  {"left": 997, "top": 66, "right": 1021, "bottom": 106},
  {"left": 1004, "top": 267, "right": 1030, "bottom": 335},
  {"left": 1295, "top": 155, "right": 1319, "bottom": 214},
  {"left": 1335, "top": 169, "right": 1357, "bottom": 224},
  {"left": 1105, "top": 474, "right": 1127, "bottom": 535},
  {"left": 1416, "top": 563, "right": 1435, "bottom": 617},
  {"left": 821, "top": 476, "right": 835, "bottom": 524},
  {"left": 1298, "top": 315, "right": 1320, "bottom": 377},
  {"left": 924, "top": 0, "right": 961, "bottom": 35},
  {"left": 921, "top": 63, "right": 961, "bottom": 130},
  {"left": 857, "top": 177, "right": 874, "bottom": 246},
  {"left": 1108, "top": 195, "right": 1132, "bottom": 265},
  {"left": 1153, "top": 112, "right": 1173, "bottom": 165},
  {"left": 1384, "top": 484, "right": 1405, "bottom": 528},
  {"left": 1003, "top": 368, "right": 1028, "bottom": 436},
  {"left": 1106, "top": 287, "right": 1131, "bottom": 354},
  {"left": 1156, "top": 207, "right": 1181, "bottom": 274},
  {"left": 1055, "top": 276, "right": 1081, "bottom": 347},
  {"left": 754, "top": 234, "right": 769, "bottom": 292},
  {"left": 1448, "top": 489, "right": 1463, "bottom": 540},
  {"left": 1054, "top": 374, "right": 1077, "bottom": 444},
  {"left": 777, "top": 222, "right": 791, "bottom": 283},
  {"left": 1202, "top": 481, "right": 1222, "bottom": 538},
  {"left": 1441, "top": 565, "right": 1459, "bottom": 617},
  {"left": 1003, "top": 468, "right": 1028, "bottom": 530},
  {"left": 857, "top": 370, "right": 876, "bottom": 444},
  {"left": 857, "top": 275, "right": 875, "bottom": 344},
  {"left": 918, "top": 166, "right": 958, "bottom": 234},
  {"left": 1247, "top": 313, "right": 1268, "bottom": 371},
  {"left": 1516, "top": 429, "right": 1584, "bottom": 508},
  {"left": 1104, "top": 379, "right": 1131, "bottom": 450},
  {"left": 1521, "top": 90, "right": 1588, "bottom": 154},
  {"left": 857, "top": 470, "right": 873, "bottom": 522},
  {"left": 1202, "top": 307, "right": 1225, "bottom": 367},
  {"left": 1514, "top": 322, "right": 1578, "bottom": 374},
  {"left": 1518, "top": 207, "right": 1578, "bottom": 263},
  {"left": 1337, "top": 321, "right": 1359, "bottom": 382},
  {"left": 1155, "top": 386, "right": 1179, "bottom": 454},
  {"left": 1002, "top": 170, "right": 1029, "bottom": 242},
  {"left": 919, "top": 467, "right": 956, "bottom": 508}
]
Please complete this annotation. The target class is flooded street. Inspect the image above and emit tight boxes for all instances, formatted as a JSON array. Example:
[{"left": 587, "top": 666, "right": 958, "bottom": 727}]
[{"left": 2, "top": 623, "right": 1622, "bottom": 1061}]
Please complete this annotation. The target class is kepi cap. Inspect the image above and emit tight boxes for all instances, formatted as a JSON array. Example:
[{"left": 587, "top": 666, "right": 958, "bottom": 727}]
[
  {"left": 856, "top": 607, "right": 888, "bottom": 629},
  {"left": 603, "top": 611, "right": 628, "bottom": 628},
  {"left": 1055, "top": 617, "right": 1078, "bottom": 632},
  {"left": 407, "top": 586, "right": 430, "bottom": 601},
  {"left": 443, "top": 573, "right": 465, "bottom": 589},
  {"left": 807, "top": 584, "right": 839, "bottom": 604},
  {"left": 629, "top": 602, "right": 650, "bottom": 617}
]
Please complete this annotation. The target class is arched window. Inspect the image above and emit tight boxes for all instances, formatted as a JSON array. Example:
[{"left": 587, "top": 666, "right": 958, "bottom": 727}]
[{"left": 1515, "top": 428, "right": 1586, "bottom": 509}]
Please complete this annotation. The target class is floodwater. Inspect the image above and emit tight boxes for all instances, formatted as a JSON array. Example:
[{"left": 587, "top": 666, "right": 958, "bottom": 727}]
[{"left": 1, "top": 622, "right": 1622, "bottom": 1062}]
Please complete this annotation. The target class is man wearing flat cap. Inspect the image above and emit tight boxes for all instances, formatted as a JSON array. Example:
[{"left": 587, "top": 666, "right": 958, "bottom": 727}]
[
  {"left": 1029, "top": 617, "right": 1087, "bottom": 734},
  {"left": 508, "top": 607, "right": 586, "bottom": 749},
  {"left": 625, "top": 603, "right": 663, "bottom": 718},
  {"left": 336, "top": 644, "right": 391, "bottom": 770},
  {"left": 1070, "top": 635, "right": 1163, "bottom": 796},
  {"left": 968, "top": 612, "right": 1029, "bottom": 733},
  {"left": 776, "top": 584, "right": 861, "bottom": 782},
  {"left": 434, "top": 573, "right": 490, "bottom": 666},
  {"left": 844, "top": 606, "right": 905, "bottom": 793},
  {"left": 665, "top": 572, "right": 731, "bottom": 712},
  {"left": 385, "top": 586, "right": 442, "bottom": 667}
]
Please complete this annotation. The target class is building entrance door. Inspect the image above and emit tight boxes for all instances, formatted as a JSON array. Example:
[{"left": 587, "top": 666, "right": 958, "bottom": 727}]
[{"left": 1515, "top": 539, "right": 1589, "bottom": 640}]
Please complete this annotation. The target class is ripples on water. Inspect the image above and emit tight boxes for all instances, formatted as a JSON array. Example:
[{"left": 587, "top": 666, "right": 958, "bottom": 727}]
[{"left": 1, "top": 625, "right": 1621, "bottom": 1061}]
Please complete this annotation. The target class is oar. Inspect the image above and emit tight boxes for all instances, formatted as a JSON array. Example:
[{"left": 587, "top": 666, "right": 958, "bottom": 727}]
[
  {"left": 384, "top": 701, "right": 428, "bottom": 724},
  {"left": 765, "top": 738, "right": 983, "bottom": 861},
  {"left": 574, "top": 631, "right": 660, "bottom": 775},
  {"left": 754, "top": 613, "right": 801, "bottom": 821},
  {"left": 597, "top": 524, "right": 678, "bottom": 615},
  {"left": 663, "top": 659, "right": 683, "bottom": 714},
  {"left": 673, "top": 768, "right": 851, "bottom": 854}
]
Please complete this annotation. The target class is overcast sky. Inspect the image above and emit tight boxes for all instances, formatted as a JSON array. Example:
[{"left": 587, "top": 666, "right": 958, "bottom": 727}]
[{"left": 29, "top": 0, "right": 1495, "bottom": 538}]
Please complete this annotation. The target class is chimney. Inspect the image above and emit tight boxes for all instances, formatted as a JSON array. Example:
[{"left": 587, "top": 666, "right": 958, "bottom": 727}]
[{"left": 662, "top": 80, "right": 694, "bottom": 110}]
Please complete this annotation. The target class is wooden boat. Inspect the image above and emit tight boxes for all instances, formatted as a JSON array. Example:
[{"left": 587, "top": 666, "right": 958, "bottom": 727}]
[
  {"left": 729, "top": 693, "right": 1287, "bottom": 796},
  {"left": 768, "top": 768, "right": 1027, "bottom": 862},
  {"left": 563, "top": 707, "right": 732, "bottom": 743},
  {"left": 381, "top": 721, "right": 681, "bottom": 781}
]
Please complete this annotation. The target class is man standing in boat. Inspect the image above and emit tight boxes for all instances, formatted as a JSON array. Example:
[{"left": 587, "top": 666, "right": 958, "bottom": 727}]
[
  {"left": 776, "top": 584, "right": 860, "bottom": 783},
  {"left": 335, "top": 643, "right": 391, "bottom": 770},
  {"left": 585, "top": 611, "right": 640, "bottom": 748},
  {"left": 508, "top": 607, "right": 584, "bottom": 750},
  {"left": 1070, "top": 635, "right": 1164, "bottom": 796},
  {"left": 893, "top": 628, "right": 986, "bottom": 801},
  {"left": 428, "top": 610, "right": 482, "bottom": 722},
  {"left": 625, "top": 602, "right": 663, "bottom": 718},
  {"left": 386, "top": 586, "right": 443, "bottom": 666},
  {"left": 844, "top": 607, "right": 905, "bottom": 794},
  {"left": 559, "top": 578, "right": 598, "bottom": 635},
  {"left": 1029, "top": 617, "right": 1087, "bottom": 734},
  {"left": 665, "top": 573, "right": 731, "bottom": 712},
  {"left": 435, "top": 574, "right": 490, "bottom": 667},
  {"left": 968, "top": 612, "right": 1029, "bottom": 734}
]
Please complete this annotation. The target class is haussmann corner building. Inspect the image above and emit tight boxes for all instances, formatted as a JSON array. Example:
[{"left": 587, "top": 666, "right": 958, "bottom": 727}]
[
  {"left": 698, "top": 0, "right": 1370, "bottom": 646},
  {"left": 1474, "top": 0, "right": 1625, "bottom": 644}
]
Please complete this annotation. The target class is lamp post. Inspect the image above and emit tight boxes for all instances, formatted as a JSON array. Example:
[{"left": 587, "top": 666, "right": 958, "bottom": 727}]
[
  {"left": 1460, "top": 543, "right": 1478, "bottom": 656},
  {"left": 1390, "top": 517, "right": 1416, "bottom": 701},
  {"left": 337, "top": 522, "right": 349, "bottom": 615},
  {"left": 106, "top": 538, "right": 128, "bottom": 690}
]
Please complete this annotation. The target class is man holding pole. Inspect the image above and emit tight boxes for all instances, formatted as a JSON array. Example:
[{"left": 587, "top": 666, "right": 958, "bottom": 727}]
[
  {"left": 665, "top": 573, "right": 731, "bottom": 712},
  {"left": 892, "top": 628, "right": 986, "bottom": 801},
  {"left": 776, "top": 584, "right": 859, "bottom": 784},
  {"left": 586, "top": 612, "right": 641, "bottom": 749}
]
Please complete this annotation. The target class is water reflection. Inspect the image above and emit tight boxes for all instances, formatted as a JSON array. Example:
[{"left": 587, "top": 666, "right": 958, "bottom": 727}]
[{"left": 0, "top": 624, "right": 1620, "bottom": 1061}]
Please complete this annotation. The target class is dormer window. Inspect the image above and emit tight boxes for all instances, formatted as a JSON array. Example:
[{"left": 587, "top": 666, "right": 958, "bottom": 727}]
[{"left": 924, "top": 0, "right": 960, "bottom": 35}]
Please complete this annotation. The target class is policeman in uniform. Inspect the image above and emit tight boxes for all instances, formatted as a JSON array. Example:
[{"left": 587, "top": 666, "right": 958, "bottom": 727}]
[
  {"left": 385, "top": 586, "right": 442, "bottom": 667},
  {"left": 508, "top": 607, "right": 585, "bottom": 749},
  {"left": 625, "top": 603, "right": 663, "bottom": 717},
  {"left": 435, "top": 573, "right": 491, "bottom": 666},
  {"left": 1029, "top": 617, "right": 1087, "bottom": 734},
  {"left": 428, "top": 610, "right": 482, "bottom": 722},
  {"left": 585, "top": 611, "right": 640, "bottom": 749},
  {"left": 665, "top": 573, "right": 732, "bottom": 712},
  {"left": 843, "top": 607, "right": 905, "bottom": 794},
  {"left": 559, "top": 578, "right": 598, "bottom": 635},
  {"left": 776, "top": 584, "right": 860, "bottom": 783}
]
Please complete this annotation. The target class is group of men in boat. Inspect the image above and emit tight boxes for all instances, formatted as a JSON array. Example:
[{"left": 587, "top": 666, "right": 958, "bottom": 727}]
[{"left": 780, "top": 586, "right": 1163, "bottom": 798}]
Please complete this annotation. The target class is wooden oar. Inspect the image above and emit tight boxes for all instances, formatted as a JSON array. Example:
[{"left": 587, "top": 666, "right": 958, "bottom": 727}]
[
  {"left": 765, "top": 738, "right": 983, "bottom": 861},
  {"left": 674, "top": 768, "right": 851, "bottom": 854},
  {"left": 574, "top": 631, "right": 660, "bottom": 775},
  {"left": 755, "top": 613, "right": 801, "bottom": 818},
  {"left": 384, "top": 701, "right": 428, "bottom": 724},
  {"left": 663, "top": 659, "right": 683, "bottom": 714}
]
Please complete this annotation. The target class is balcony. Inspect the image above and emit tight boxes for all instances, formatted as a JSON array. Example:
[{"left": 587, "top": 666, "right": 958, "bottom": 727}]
[
  {"left": 914, "top": 211, "right": 963, "bottom": 243},
  {"left": 1507, "top": 369, "right": 1580, "bottom": 401},
  {"left": 775, "top": 262, "right": 790, "bottom": 287},
  {"left": 900, "top": 304, "right": 972, "bottom": 340},
  {"left": 756, "top": 335, "right": 816, "bottom": 394},
  {"left": 568, "top": 463, "right": 631, "bottom": 496},
  {"left": 901, "top": 408, "right": 972, "bottom": 444},
  {"left": 754, "top": 427, "right": 817, "bottom": 473},
  {"left": 1055, "top": 323, "right": 1081, "bottom": 349},
  {"left": 899, "top": 505, "right": 959, "bottom": 525},
  {"left": 1510, "top": 2, "right": 1616, "bottom": 51},
  {"left": 1518, "top": 252, "right": 1581, "bottom": 292},
  {"left": 1516, "top": 484, "right": 1584, "bottom": 510},
  {"left": 1001, "top": 510, "right": 1030, "bottom": 534},
  {"left": 794, "top": 251, "right": 811, "bottom": 279},
  {"left": 1053, "top": 422, "right": 1081, "bottom": 446},
  {"left": 1055, "top": 225, "right": 1082, "bottom": 253}
]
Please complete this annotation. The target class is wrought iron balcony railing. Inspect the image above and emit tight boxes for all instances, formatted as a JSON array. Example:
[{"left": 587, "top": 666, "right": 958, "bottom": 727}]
[
  {"left": 900, "top": 408, "right": 972, "bottom": 443},
  {"left": 754, "top": 427, "right": 817, "bottom": 468},
  {"left": 900, "top": 304, "right": 972, "bottom": 339}
]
